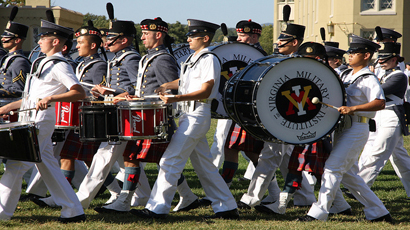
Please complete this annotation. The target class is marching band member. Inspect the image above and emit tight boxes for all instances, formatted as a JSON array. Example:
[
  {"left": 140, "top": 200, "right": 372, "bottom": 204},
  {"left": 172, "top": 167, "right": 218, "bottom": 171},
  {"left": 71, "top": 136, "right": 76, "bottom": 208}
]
[
  {"left": 131, "top": 19, "right": 239, "bottom": 219},
  {"left": 0, "top": 18, "right": 86, "bottom": 223},
  {"left": 238, "top": 23, "right": 316, "bottom": 210},
  {"left": 0, "top": 6, "right": 30, "bottom": 99},
  {"left": 325, "top": 42, "right": 347, "bottom": 75},
  {"left": 202, "top": 20, "right": 264, "bottom": 207},
  {"left": 254, "top": 42, "right": 332, "bottom": 215},
  {"left": 299, "top": 35, "right": 392, "bottom": 223},
  {"left": 58, "top": 20, "right": 107, "bottom": 184},
  {"left": 35, "top": 8, "right": 141, "bottom": 209},
  {"left": 94, "top": 17, "right": 181, "bottom": 214}
]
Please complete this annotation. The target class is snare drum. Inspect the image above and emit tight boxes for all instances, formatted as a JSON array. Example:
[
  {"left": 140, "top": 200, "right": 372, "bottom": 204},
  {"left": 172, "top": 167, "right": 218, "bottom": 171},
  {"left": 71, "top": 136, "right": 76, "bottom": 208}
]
[
  {"left": 174, "top": 42, "right": 267, "bottom": 118},
  {"left": 0, "top": 121, "right": 41, "bottom": 162},
  {"left": 0, "top": 98, "right": 20, "bottom": 123},
  {"left": 79, "top": 103, "right": 119, "bottom": 142},
  {"left": 224, "top": 56, "right": 346, "bottom": 145},
  {"left": 55, "top": 101, "right": 81, "bottom": 129},
  {"left": 117, "top": 100, "right": 168, "bottom": 140}
]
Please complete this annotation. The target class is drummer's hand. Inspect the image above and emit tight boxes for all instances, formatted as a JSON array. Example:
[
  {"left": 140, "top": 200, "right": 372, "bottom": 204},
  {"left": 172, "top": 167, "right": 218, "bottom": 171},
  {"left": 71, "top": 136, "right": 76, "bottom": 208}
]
[
  {"left": 338, "top": 106, "right": 354, "bottom": 115},
  {"left": 0, "top": 106, "right": 10, "bottom": 116},
  {"left": 159, "top": 92, "right": 178, "bottom": 104},
  {"left": 92, "top": 85, "right": 111, "bottom": 95},
  {"left": 155, "top": 84, "right": 167, "bottom": 94},
  {"left": 36, "top": 97, "right": 51, "bottom": 111}
]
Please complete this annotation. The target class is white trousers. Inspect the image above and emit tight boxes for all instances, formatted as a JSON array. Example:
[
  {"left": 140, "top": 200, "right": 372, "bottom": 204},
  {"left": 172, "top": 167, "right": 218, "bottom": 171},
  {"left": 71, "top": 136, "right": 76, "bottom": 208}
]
[
  {"left": 76, "top": 141, "right": 127, "bottom": 208},
  {"left": 146, "top": 106, "right": 237, "bottom": 214},
  {"left": 26, "top": 131, "right": 88, "bottom": 196},
  {"left": 308, "top": 122, "right": 389, "bottom": 221},
  {"left": 358, "top": 109, "right": 410, "bottom": 194},
  {"left": 0, "top": 115, "right": 84, "bottom": 220},
  {"left": 240, "top": 142, "right": 316, "bottom": 206},
  {"left": 210, "top": 119, "right": 232, "bottom": 169}
]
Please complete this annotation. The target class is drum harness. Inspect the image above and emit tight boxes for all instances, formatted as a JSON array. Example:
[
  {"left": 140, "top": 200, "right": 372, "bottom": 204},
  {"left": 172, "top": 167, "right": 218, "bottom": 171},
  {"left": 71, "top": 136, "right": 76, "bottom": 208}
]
[
  {"left": 106, "top": 50, "right": 141, "bottom": 89},
  {"left": 338, "top": 68, "right": 376, "bottom": 132},
  {"left": 20, "top": 56, "right": 68, "bottom": 122},
  {"left": 177, "top": 51, "right": 221, "bottom": 116},
  {"left": 0, "top": 53, "right": 31, "bottom": 95},
  {"left": 135, "top": 52, "right": 179, "bottom": 98},
  {"left": 76, "top": 59, "right": 106, "bottom": 82}
]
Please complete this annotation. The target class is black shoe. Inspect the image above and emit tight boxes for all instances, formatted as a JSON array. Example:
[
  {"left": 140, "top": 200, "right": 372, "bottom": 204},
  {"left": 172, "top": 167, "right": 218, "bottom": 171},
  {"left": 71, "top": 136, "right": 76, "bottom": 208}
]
[
  {"left": 205, "top": 209, "right": 239, "bottom": 220},
  {"left": 370, "top": 213, "right": 393, "bottom": 224},
  {"left": 260, "top": 201, "right": 276, "bottom": 205},
  {"left": 32, "top": 197, "right": 52, "bottom": 208},
  {"left": 329, "top": 208, "right": 353, "bottom": 216},
  {"left": 341, "top": 188, "right": 356, "bottom": 200},
  {"left": 94, "top": 185, "right": 107, "bottom": 199},
  {"left": 199, "top": 198, "right": 212, "bottom": 207},
  {"left": 130, "top": 208, "right": 167, "bottom": 219},
  {"left": 19, "top": 193, "right": 44, "bottom": 202},
  {"left": 254, "top": 204, "right": 275, "bottom": 214},
  {"left": 297, "top": 215, "right": 318, "bottom": 222},
  {"left": 176, "top": 199, "right": 201, "bottom": 212},
  {"left": 237, "top": 201, "right": 251, "bottom": 210},
  {"left": 94, "top": 206, "right": 129, "bottom": 214},
  {"left": 57, "top": 214, "right": 86, "bottom": 223}
]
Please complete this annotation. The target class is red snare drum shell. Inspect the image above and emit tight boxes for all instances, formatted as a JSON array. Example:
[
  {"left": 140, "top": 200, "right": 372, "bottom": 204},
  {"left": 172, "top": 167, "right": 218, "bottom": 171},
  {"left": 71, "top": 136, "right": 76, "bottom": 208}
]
[
  {"left": 121, "top": 108, "right": 164, "bottom": 137},
  {"left": 55, "top": 101, "right": 80, "bottom": 128}
]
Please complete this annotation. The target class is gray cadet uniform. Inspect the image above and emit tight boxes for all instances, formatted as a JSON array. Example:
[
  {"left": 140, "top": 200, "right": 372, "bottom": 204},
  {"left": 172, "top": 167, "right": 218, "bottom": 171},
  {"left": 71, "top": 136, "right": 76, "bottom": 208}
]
[
  {"left": 107, "top": 46, "right": 140, "bottom": 95},
  {"left": 77, "top": 53, "right": 106, "bottom": 89},
  {"left": 0, "top": 49, "right": 30, "bottom": 98}
]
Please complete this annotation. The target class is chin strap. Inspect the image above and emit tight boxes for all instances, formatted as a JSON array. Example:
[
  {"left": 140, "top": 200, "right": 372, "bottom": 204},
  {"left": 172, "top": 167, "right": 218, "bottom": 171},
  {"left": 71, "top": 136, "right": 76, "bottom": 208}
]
[
  {"left": 277, "top": 38, "right": 295, "bottom": 48},
  {"left": 106, "top": 35, "right": 121, "bottom": 47}
]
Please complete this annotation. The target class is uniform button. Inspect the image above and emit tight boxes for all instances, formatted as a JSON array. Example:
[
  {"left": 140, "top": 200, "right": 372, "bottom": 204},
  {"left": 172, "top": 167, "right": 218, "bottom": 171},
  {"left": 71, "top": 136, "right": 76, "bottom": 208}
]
[
  {"left": 120, "top": 63, "right": 122, "bottom": 66},
  {"left": 80, "top": 80, "right": 83, "bottom": 82},
  {"left": 90, "top": 56, "right": 94, "bottom": 59},
  {"left": 144, "top": 75, "right": 147, "bottom": 77},
  {"left": 82, "top": 64, "right": 85, "bottom": 66},
  {"left": 1, "top": 82, "right": 4, "bottom": 85},
  {"left": 118, "top": 68, "right": 120, "bottom": 70},
  {"left": 117, "top": 77, "right": 120, "bottom": 80},
  {"left": 83, "top": 75, "right": 85, "bottom": 78},
  {"left": 145, "top": 70, "right": 148, "bottom": 72},
  {"left": 110, "top": 68, "right": 113, "bottom": 70},
  {"left": 141, "top": 91, "right": 144, "bottom": 94},
  {"left": 142, "top": 85, "right": 145, "bottom": 88},
  {"left": 117, "top": 73, "right": 120, "bottom": 75},
  {"left": 86, "top": 70, "right": 88, "bottom": 72},
  {"left": 3, "top": 77, "right": 6, "bottom": 80},
  {"left": 116, "top": 83, "right": 120, "bottom": 85},
  {"left": 144, "top": 80, "right": 147, "bottom": 83},
  {"left": 3, "top": 73, "right": 5, "bottom": 75}
]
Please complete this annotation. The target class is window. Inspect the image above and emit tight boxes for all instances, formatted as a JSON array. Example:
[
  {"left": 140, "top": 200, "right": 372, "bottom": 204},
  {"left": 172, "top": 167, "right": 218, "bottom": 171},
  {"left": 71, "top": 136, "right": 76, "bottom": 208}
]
[
  {"left": 361, "top": 30, "right": 374, "bottom": 41},
  {"left": 32, "top": 27, "right": 39, "bottom": 48},
  {"left": 361, "top": 0, "right": 395, "bottom": 14}
]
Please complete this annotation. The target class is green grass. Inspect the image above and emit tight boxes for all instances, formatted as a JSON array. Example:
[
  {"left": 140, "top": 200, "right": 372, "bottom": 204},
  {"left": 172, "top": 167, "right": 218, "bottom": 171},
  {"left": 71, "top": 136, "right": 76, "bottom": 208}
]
[{"left": 1, "top": 119, "right": 410, "bottom": 229}]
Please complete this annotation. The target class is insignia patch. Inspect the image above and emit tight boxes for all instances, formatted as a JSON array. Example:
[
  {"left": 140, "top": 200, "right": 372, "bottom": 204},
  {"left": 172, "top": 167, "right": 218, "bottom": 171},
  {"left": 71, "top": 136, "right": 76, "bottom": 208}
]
[
  {"left": 380, "top": 43, "right": 385, "bottom": 51},
  {"left": 306, "top": 47, "right": 313, "bottom": 53},
  {"left": 6, "top": 21, "right": 10, "bottom": 30},
  {"left": 349, "top": 36, "right": 353, "bottom": 43},
  {"left": 149, "top": 24, "right": 157, "bottom": 30},
  {"left": 80, "top": 28, "right": 88, "bottom": 35},
  {"left": 244, "top": 27, "right": 251, "bottom": 33}
]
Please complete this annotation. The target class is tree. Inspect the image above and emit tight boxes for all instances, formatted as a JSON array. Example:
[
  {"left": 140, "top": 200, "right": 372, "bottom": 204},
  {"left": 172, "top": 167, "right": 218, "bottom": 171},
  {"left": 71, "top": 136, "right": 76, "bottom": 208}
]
[
  {"left": 0, "top": 0, "right": 24, "bottom": 6},
  {"left": 260, "top": 24, "right": 273, "bottom": 54},
  {"left": 82, "top": 13, "right": 110, "bottom": 28},
  {"left": 168, "top": 21, "right": 188, "bottom": 44}
]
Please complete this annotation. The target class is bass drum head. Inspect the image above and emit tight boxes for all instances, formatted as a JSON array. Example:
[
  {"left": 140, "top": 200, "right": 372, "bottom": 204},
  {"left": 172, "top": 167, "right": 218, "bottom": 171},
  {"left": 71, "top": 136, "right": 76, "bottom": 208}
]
[
  {"left": 173, "top": 44, "right": 194, "bottom": 66},
  {"left": 210, "top": 42, "right": 266, "bottom": 118},
  {"left": 255, "top": 57, "right": 345, "bottom": 145}
]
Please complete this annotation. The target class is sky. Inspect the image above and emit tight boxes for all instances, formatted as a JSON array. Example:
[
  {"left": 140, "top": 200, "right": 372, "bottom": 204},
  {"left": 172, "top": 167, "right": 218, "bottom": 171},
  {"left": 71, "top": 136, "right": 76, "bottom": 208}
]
[{"left": 51, "top": 0, "right": 274, "bottom": 28}]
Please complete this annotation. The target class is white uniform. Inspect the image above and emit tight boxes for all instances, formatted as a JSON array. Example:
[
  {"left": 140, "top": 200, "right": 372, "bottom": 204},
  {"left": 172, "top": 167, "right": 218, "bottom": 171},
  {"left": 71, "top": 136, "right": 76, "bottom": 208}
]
[
  {"left": 358, "top": 70, "right": 410, "bottom": 193},
  {"left": 0, "top": 52, "right": 84, "bottom": 220},
  {"left": 307, "top": 67, "right": 389, "bottom": 221},
  {"left": 145, "top": 48, "right": 237, "bottom": 214}
]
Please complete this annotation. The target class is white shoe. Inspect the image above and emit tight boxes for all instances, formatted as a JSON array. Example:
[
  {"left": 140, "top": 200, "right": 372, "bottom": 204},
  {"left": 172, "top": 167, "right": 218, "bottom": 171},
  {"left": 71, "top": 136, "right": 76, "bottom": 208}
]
[
  {"left": 130, "top": 194, "right": 149, "bottom": 207},
  {"left": 95, "top": 190, "right": 135, "bottom": 213},
  {"left": 104, "top": 193, "right": 119, "bottom": 205},
  {"left": 277, "top": 192, "right": 293, "bottom": 214}
]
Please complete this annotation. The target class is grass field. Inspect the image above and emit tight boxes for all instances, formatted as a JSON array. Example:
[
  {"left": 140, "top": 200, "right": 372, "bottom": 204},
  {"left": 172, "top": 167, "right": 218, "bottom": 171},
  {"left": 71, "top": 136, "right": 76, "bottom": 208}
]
[{"left": 1, "top": 119, "right": 410, "bottom": 229}]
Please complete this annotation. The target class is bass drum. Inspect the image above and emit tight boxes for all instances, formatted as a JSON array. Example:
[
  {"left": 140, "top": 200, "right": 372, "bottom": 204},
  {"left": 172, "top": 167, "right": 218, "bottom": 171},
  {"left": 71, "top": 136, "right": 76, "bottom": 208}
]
[
  {"left": 224, "top": 55, "right": 346, "bottom": 145},
  {"left": 174, "top": 42, "right": 267, "bottom": 118}
]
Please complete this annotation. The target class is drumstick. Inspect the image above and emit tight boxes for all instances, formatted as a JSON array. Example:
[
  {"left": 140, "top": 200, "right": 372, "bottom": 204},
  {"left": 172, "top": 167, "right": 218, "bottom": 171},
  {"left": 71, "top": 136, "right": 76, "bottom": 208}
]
[
  {"left": 311, "top": 97, "right": 339, "bottom": 110},
  {"left": 90, "top": 101, "right": 115, "bottom": 103},
  {"left": 80, "top": 82, "right": 116, "bottom": 92},
  {"left": 9, "top": 104, "right": 51, "bottom": 115},
  {"left": 143, "top": 95, "right": 176, "bottom": 98}
]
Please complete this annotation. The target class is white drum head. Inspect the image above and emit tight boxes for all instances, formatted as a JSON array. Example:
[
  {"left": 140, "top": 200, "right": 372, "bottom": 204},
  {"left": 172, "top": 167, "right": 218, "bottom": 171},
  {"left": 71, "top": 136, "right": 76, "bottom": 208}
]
[
  {"left": 211, "top": 42, "right": 266, "bottom": 117},
  {"left": 256, "top": 57, "right": 345, "bottom": 144}
]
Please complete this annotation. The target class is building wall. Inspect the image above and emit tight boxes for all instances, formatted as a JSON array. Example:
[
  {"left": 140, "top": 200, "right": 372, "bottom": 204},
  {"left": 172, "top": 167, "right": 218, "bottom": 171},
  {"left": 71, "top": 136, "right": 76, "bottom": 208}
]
[
  {"left": 0, "top": 1, "right": 83, "bottom": 53},
  {"left": 274, "top": 0, "right": 409, "bottom": 60}
]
